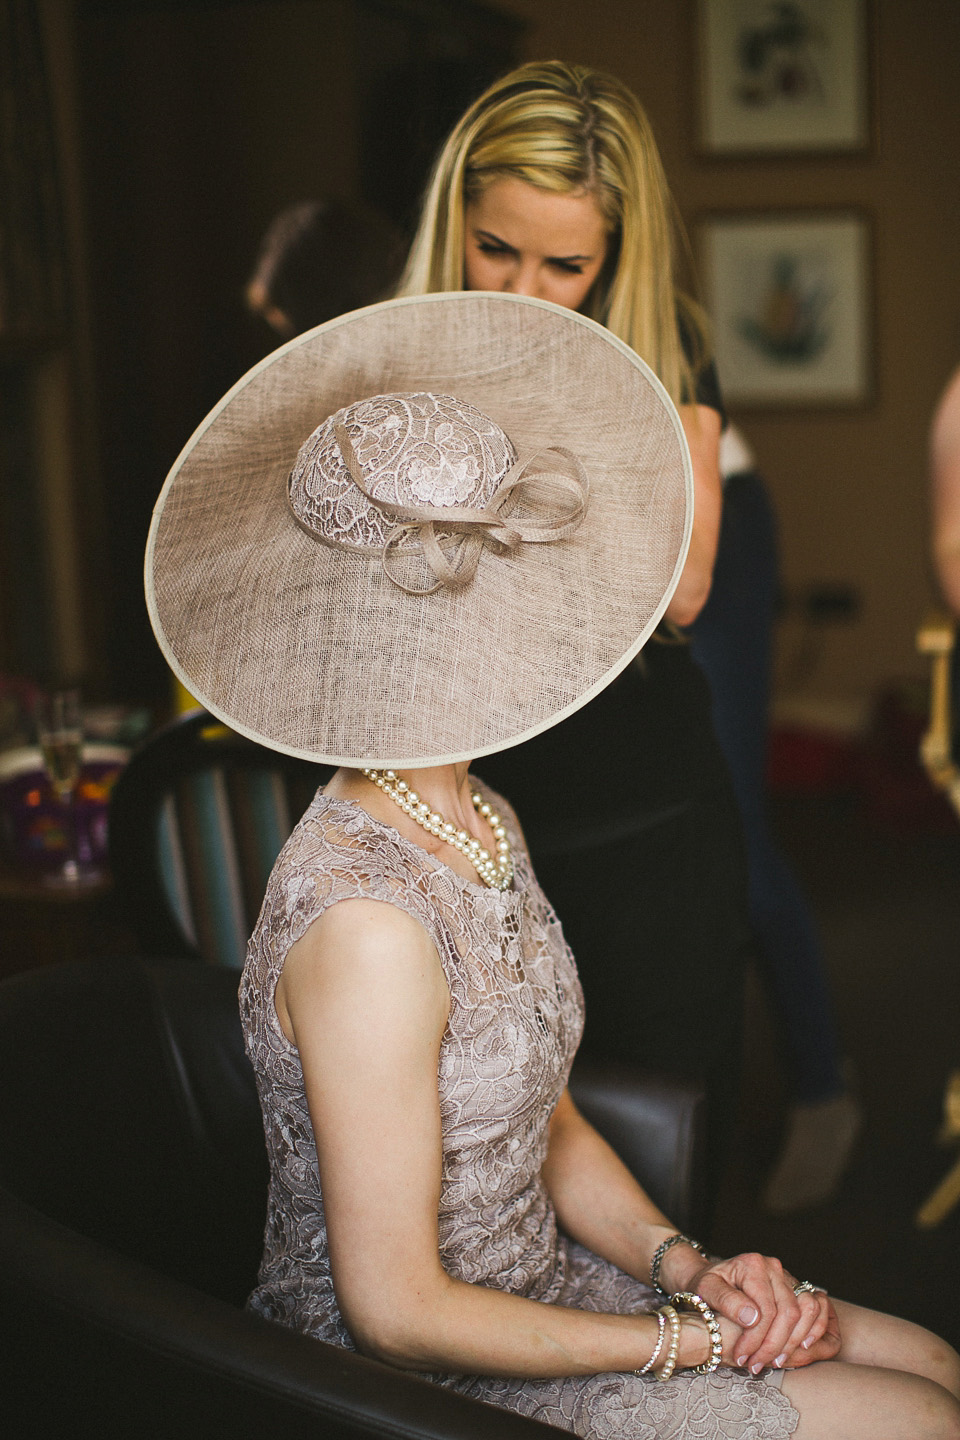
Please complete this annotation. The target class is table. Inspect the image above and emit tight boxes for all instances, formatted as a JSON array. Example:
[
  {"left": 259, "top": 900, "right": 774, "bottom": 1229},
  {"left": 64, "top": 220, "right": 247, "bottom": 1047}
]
[{"left": 0, "top": 866, "right": 137, "bottom": 980}]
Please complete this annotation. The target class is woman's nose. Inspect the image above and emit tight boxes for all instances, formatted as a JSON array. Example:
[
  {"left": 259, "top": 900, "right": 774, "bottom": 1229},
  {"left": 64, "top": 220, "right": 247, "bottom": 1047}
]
[{"left": 506, "top": 261, "right": 542, "bottom": 298}]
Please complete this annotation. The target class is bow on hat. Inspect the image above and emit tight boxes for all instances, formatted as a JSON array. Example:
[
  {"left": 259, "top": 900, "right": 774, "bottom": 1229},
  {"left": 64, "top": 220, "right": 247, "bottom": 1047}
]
[{"left": 333, "top": 423, "right": 590, "bottom": 596}]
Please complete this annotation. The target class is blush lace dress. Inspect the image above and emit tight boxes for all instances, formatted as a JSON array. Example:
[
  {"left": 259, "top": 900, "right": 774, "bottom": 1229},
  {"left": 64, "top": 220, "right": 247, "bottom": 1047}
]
[{"left": 240, "top": 784, "right": 799, "bottom": 1439}]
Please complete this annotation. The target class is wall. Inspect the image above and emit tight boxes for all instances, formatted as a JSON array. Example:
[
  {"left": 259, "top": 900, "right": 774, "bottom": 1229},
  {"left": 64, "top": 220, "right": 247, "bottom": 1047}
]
[
  {"left": 62, "top": 0, "right": 520, "bottom": 705},
  {"left": 505, "top": 0, "right": 960, "bottom": 722},
  {"left": 26, "top": 0, "right": 960, "bottom": 715}
]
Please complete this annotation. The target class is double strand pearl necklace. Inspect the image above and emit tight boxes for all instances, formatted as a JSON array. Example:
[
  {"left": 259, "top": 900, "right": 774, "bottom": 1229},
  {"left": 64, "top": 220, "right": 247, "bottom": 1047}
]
[{"left": 361, "top": 768, "right": 514, "bottom": 891}]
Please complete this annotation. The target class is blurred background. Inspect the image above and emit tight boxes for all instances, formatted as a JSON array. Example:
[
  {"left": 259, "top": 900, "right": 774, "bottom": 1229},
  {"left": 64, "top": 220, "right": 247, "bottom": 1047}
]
[
  {"left": 3, "top": 0, "right": 960, "bottom": 1344},
  {"left": 4, "top": 0, "right": 959, "bottom": 731}
]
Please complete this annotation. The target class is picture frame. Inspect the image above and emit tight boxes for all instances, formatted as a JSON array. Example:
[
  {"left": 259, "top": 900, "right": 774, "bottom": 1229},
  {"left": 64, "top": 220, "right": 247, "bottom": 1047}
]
[
  {"left": 697, "top": 0, "right": 869, "bottom": 155},
  {"left": 697, "top": 211, "right": 872, "bottom": 408}
]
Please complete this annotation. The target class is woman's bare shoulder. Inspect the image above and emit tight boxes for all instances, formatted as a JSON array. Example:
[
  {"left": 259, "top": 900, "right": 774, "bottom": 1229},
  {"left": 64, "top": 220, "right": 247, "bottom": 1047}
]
[{"left": 277, "top": 897, "right": 449, "bottom": 1047}]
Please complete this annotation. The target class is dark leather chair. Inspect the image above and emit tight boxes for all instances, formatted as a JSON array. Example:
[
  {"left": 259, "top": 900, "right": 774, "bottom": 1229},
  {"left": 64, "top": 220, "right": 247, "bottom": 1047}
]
[
  {"left": 0, "top": 957, "right": 707, "bottom": 1438},
  {"left": 108, "top": 709, "right": 331, "bottom": 968}
]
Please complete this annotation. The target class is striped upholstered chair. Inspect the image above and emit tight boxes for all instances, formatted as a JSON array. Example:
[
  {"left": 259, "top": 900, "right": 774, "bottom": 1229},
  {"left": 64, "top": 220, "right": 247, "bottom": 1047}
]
[{"left": 108, "top": 709, "right": 330, "bottom": 967}]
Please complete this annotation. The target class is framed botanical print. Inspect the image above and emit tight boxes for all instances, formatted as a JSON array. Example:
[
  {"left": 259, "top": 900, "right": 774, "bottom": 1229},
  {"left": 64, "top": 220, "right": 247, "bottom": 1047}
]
[
  {"left": 698, "top": 211, "right": 872, "bottom": 407},
  {"left": 697, "top": 0, "right": 870, "bottom": 154}
]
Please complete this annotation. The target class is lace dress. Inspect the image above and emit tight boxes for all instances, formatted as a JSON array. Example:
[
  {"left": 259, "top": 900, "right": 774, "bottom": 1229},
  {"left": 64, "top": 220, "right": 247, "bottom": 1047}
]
[{"left": 240, "top": 785, "right": 799, "bottom": 1439}]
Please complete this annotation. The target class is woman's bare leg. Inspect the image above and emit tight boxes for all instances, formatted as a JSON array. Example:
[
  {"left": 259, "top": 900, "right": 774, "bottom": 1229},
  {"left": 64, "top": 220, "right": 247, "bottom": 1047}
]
[
  {"left": 781, "top": 1300, "right": 960, "bottom": 1440},
  {"left": 832, "top": 1300, "right": 960, "bottom": 1396},
  {"left": 783, "top": 1363, "right": 960, "bottom": 1440}
]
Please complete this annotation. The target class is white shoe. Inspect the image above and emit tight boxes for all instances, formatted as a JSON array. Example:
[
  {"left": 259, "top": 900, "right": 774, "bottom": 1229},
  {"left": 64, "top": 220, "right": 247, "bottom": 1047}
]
[{"left": 762, "top": 1087, "right": 862, "bottom": 1213}]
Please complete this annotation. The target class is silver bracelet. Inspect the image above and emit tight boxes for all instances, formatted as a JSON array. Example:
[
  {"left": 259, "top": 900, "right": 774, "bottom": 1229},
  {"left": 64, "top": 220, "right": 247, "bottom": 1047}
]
[
  {"left": 649, "top": 1233, "right": 708, "bottom": 1294},
  {"left": 635, "top": 1309, "right": 666, "bottom": 1376},
  {"left": 671, "top": 1291, "right": 723, "bottom": 1375}
]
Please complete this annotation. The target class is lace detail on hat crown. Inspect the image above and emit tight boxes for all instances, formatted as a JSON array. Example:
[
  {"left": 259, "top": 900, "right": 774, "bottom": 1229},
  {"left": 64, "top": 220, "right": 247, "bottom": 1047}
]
[{"left": 289, "top": 392, "right": 517, "bottom": 552}]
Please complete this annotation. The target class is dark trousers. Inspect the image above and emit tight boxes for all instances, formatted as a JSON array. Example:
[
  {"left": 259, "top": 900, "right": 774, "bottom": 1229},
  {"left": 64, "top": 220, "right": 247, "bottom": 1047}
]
[{"left": 689, "top": 472, "right": 844, "bottom": 1104}]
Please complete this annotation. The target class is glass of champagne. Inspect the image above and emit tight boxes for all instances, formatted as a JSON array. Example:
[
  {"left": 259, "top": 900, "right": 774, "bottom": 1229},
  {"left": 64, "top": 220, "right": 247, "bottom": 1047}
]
[{"left": 34, "top": 688, "right": 94, "bottom": 887}]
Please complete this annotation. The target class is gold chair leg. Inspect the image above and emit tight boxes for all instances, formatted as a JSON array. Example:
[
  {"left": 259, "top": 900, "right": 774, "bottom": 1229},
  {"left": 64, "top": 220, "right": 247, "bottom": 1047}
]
[
  {"left": 914, "top": 621, "right": 960, "bottom": 1225},
  {"left": 916, "top": 1073, "right": 960, "bottom": 1227},
  {"left": 917, "top": 611, "right": 960, "bottom": 819},
  {"left": 916, "top": 1153, "right": 960, "bottom": 1228}
]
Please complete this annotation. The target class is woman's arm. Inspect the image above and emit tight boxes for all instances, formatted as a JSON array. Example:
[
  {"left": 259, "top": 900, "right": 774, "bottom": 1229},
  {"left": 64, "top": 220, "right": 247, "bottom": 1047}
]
[
  {"left": 541, "top": 1087, "right": 675, "bottom": 1275},
  {"left": 542, "top": 1088, "right": 837, "bottom": 1373},
  {"left": 663, "top": 403, "right": 722, "bottom": 626},
  {"left": 276, "top": 898, "right": 724, "bottom": 1378}
]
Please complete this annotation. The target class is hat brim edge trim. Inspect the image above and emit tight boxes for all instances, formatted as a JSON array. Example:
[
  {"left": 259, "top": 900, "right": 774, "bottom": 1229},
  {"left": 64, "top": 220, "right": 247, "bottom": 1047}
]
[{"left": 143, "top": 292, "right": 694, "bottom": 767}]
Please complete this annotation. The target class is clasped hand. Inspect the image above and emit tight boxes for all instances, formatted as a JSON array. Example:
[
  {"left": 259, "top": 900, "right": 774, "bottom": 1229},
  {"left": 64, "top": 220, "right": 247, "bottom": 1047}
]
[{"left": 681, "top": 1252, "right": 840, "bottom": 1372}]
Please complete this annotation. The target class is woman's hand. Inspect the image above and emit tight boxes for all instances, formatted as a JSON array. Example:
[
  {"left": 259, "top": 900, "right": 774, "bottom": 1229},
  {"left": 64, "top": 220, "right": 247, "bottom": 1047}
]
[
  {"left": 677, "top": 1296, "right": 838, "bottom": 1376},
  {"left": 673, "top": 1310, "right": 745, "bottom": 1372},
  {"left": 780, "top": 1296, "right": 841, "bottom": 1368},
  {"left": 661, "top": 1247, "right": 840, "bottom": 1372}
]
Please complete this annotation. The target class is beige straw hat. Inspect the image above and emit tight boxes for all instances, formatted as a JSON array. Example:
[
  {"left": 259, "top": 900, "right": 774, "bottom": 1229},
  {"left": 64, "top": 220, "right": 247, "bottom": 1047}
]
[{"left": 146, "top": 291, "right": 691, "bottom": 767}]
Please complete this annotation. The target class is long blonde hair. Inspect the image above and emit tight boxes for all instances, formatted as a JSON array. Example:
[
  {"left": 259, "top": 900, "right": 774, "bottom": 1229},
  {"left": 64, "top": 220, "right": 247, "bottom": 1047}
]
[{"left": 395, "top": 60, "right": 708, "bottom": 405}]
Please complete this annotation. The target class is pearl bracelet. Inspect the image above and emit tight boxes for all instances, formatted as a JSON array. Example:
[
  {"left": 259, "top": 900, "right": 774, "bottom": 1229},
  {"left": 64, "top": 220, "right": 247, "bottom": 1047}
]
[
  {"left": 671, "top": 1291, "right": 724, "bottom": 1375},
  {"left": 649, "top": 1233, "right": 708, "bottom": 1295},
  {"left": 655, "top": 1304, "right": 681, "bottom": 1382},
  {"left": 635, "top": 1308, "right": 666, "bottom": 1376}
]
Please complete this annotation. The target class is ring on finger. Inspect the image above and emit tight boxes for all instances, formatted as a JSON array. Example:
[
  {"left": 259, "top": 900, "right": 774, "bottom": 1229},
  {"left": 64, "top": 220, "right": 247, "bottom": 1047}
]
[{"left": 793, "top": 1280, "right": 826, "bottom": 1296}]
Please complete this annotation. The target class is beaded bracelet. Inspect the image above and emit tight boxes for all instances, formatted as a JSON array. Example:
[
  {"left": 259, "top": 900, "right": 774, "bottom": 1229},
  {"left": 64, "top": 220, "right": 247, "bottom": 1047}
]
[
  {"left": 655, "top": 1304, "right": 681, "bottom": 1382},
  {"left": 649, "top": 1233, "right": 708, "bottom": 1294},
  {"left": 671, "top": 1291, "right": 724, "bottom": 1375},
  {"left": 635, "top": 1309, "right": 666, "bottom": 1376}
]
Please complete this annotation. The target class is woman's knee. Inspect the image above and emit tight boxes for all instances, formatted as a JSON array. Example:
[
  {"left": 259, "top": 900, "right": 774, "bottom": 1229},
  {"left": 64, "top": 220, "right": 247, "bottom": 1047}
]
[
  {"left": 835, "top": 1300, "right": 960, "bottom": 1399},
  {"left": 874, "top": 1314, "right": 960, "bottom": 1400},
  {"left": 784, "top": 1361, "right": 960, "bottom": 1440},
  {"left": 922, "top": 1378, "right": 960, "bottom": 1440},
  {"left": 926, "top": 1335, "right": 960, "bottom": 1401}
]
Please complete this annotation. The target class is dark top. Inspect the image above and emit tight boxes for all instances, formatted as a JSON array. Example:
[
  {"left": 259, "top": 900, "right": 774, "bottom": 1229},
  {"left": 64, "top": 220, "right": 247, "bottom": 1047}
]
[
  {"left": 485, "top": 344, "right": 746, "bottom": 1175},
  {"left": 474, "top": 642, "right": 723, "bottom": 848},
  {"left": 477, "top": 343, "right": 727, "bottom": 844},
  {"left": 691, "top": 354, "right": 725, "bottom": 422},
  {"left": 680, "top": 308, "right": 726, "bottom": 423}
]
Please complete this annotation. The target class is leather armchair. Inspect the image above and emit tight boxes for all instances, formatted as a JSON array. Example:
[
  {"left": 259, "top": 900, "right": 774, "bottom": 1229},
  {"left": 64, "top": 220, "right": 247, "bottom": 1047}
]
[
  {"left": 0, "top": 957, "right": 707, "bottom": 1438},
  {"left": 108, "top": 709, "right": 331, "bottom": 968}
]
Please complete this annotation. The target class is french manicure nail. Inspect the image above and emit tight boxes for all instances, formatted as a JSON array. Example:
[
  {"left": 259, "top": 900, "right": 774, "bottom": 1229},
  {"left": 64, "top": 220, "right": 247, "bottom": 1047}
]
[
  {"left": 739, "top": 1305, "right": 759, "bottom": 1325},
  {"left": 736, "top": 1355, "right": 747, "bottom": 1368},
  {"left": 774, "top": 1354, "right": 786, "bottom": 1368},
  {"left": 750, "top": 1361, "right": 763, "bottom": 1375},
  {"left": 803, "top": 1335, "right": 815, "bottom": 1348}
]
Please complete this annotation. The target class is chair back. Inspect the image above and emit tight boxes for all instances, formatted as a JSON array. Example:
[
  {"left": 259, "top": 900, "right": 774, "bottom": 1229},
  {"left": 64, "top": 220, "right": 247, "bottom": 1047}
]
[
  {"left": 0, "top": 958, "right": 560, "bottom": 1438},
  {"left": 109, "top": 710, "right": 330, "bottom": 966},
  {"left": 0, "top": 956, "right": 267, "bottom": 1302}
]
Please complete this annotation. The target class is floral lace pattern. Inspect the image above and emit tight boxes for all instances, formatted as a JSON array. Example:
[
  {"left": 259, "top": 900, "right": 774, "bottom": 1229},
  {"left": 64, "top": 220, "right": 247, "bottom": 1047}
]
[
  {"left": 240, "top": 786, "right": 798, "bottom": 1439},
  {"left": 288, "top": 392, "right": 517, "bottom": 551}
]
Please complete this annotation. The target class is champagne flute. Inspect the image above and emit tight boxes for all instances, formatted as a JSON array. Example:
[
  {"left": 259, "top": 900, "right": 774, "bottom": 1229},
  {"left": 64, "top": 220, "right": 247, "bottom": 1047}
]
[{"left": 34, "top": 688, "right": 92, "bottom": 886}]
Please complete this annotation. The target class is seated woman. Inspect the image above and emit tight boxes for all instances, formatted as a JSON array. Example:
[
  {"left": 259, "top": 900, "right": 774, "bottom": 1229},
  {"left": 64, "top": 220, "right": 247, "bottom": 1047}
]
[{"left": 146, "top": 292, "right": 960, "bottom": 1440}]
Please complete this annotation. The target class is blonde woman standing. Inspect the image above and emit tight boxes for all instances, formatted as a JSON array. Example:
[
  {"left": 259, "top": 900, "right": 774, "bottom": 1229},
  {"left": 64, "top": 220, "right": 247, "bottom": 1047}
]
[{"left": 396, "top": 61, "right": 744, "bottom": 1177}]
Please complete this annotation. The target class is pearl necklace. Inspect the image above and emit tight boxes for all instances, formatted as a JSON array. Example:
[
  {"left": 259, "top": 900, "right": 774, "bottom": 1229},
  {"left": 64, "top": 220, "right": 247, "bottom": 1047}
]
[{"left": 361, "top": 768, "right": 514, "bottom": 891}]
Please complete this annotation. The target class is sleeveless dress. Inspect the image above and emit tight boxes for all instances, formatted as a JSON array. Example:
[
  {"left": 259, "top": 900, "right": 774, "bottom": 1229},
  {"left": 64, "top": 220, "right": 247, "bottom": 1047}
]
[{"left": 240, "top": 784, "right": 798, "bottom": 1439}]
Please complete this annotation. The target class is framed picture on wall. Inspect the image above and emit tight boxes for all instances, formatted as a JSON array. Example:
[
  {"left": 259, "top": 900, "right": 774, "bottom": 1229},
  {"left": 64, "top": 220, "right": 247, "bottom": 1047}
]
[
  {"left": 698, "top": 211, "right": 871, "bottom": 407},
  {"left": 697, "top": 0, "right": 869, "bottom": 154}
]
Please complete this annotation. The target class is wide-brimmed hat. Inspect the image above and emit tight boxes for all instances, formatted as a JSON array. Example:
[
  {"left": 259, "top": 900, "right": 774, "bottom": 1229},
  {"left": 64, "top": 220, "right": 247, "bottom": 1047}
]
[{"left": 146, "top": 291, "right": 691, "bottom": 767}]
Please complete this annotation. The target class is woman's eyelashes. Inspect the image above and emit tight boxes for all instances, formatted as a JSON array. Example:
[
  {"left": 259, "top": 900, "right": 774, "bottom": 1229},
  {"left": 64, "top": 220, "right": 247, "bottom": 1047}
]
[
  {"left": 474, "top": 240, "right": 586, "bottom": 275},
  {"left": 475, "top": 239, "right": 513, "bottom": 258}
]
